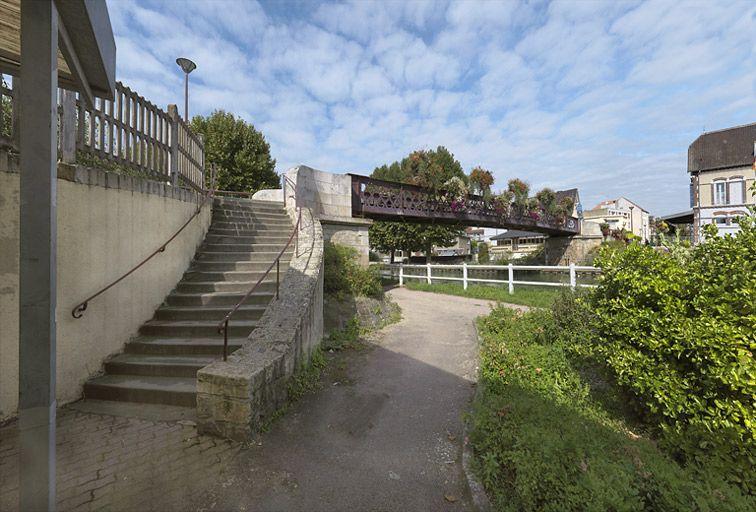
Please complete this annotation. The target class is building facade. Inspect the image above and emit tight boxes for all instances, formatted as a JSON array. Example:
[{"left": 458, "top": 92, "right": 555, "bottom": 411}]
[
  {"left": 583, "top": 197, "right": 651, "bottom": 242},
  {"left": 489, "top": 230, "right": 546, "bottom": 260},
  {"left": 688, "top": 123, "right": 756, "bottom": 242}
]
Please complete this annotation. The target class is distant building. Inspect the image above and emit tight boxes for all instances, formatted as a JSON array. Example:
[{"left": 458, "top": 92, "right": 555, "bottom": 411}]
[
  {"left": 489, "top": 230, "right": 546, "bottom": 260},
  {"left": 688, "top": 123, "right": 756, "bottom": 242},
  {"left": 465, "top": 226, "right": 485, "bottom": 242},
  {"left": 431, "top": 234, "right": 472, "bottom": 258},
  {"left": 583, "top": 197, "right": 651, "bottom": 242}
]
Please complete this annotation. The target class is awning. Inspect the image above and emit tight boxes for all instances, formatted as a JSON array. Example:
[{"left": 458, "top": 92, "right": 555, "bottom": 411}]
[
  {"left": 0, "top": 0, "right": 116, "bottom": 100},
  {"left": 661, "top": 210, "right": 694, "bottom": 224}
]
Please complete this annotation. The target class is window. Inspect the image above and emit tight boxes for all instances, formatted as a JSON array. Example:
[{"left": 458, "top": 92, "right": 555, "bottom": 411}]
[
  {"left": 714, "top": 217, "right": 728, "bottom": 225},
  {"left": 728, "top": 178, "right": 745, "bottom": 204},
  {"left": 713, "top": 181, "right": 727, "bottom": 205}
]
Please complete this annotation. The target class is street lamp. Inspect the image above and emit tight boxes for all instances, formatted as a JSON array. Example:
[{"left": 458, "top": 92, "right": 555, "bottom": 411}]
[{"left": 175, "top": 57, "right": 196, "bottom": 121}]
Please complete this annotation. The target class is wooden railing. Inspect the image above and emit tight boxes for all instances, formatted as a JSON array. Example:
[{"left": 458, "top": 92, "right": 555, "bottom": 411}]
[{"left": 0, "top": 74, "right": 204, "bottom": 191}]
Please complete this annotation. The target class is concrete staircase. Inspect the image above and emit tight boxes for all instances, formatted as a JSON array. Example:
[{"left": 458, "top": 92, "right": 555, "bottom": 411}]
[{"left": 82, "top": 197, "right": 293, "bottom": 409}]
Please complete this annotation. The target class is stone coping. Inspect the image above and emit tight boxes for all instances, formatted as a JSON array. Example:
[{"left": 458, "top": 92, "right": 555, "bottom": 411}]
[
  {"left": 0, "top": 151, "right": 201, "bottom": 205},
  {"left": 318, "top": 214, "right": 373, "bottom": 226},
  {"left": 197, "top": 205, "right": 324, "bottom": 440}
]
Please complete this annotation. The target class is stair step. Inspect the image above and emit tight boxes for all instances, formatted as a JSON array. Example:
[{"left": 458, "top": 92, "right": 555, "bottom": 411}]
[
  {"left": 139, "top": 319, "right": 259, "bottom": 338},
  {"left": 208, "top": 227, "right": 292, "bottom": 236},
  {"left": 200, "top": 243, "right": 292, "bottom": 252},
  {"left": 204, "top": 234, "right": 292, "bottom": 244},
  {"left": 176, "top": 280, "right": 278, "bottom": 293},
  {"left": 195, "top": 251, "right": 292, "bottom": 262},
  {"left": 105, "top": 354, "right": 217, "bottom": 377},
  {"left": 212, "top": 198, "right": 283, "bottom": 210},
  {"left": 83, "top": 375, "right": 196, "bottom": 407},
  {"left": 125, "top": 336, "right": 247, "bottom": 355},
  {"left": 211, "top": 221, "right": 292, "bottom": 231},
  {"left": 155, "top": 304, "right": 266, "bottom": 321},
  {"left": 166, "top": 291, "right": 274, "bottom": 306},
  {"left": 183, "top": 270, "right": 281, "bottom": 282},
  {"left": 213, "top": 210, "right": 291, "bottom": 222},
  {"left": 189, "top": 260, "right": 290, "bottom": 272}
]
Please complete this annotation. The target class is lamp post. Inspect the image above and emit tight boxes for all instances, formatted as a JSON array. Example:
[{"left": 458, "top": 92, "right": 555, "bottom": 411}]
[{"left": 175, "top": 57, "right": 196, "bottom": 121}]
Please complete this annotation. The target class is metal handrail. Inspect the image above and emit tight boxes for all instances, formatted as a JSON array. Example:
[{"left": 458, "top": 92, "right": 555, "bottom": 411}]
[
  {"left": 71, "top": 189, "right": 213, "bottom": 318},
  {"left": 217, "top": 207, "right": 302, "bottom": 361}
]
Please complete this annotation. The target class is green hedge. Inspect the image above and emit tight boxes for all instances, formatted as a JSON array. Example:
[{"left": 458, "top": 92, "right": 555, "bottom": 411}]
[
  {"left": 587, "top": 215, "right": 755, "bottom": 491},
  {"left": 472, "top": 306, "right": 753, "bottom": 511},
  {"left": 323, "top": 242, "right": 383, "bottom": 299}
]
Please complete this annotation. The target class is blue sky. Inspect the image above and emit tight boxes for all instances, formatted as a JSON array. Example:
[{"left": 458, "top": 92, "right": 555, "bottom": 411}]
[{"left": 107, "top": 0, "right": 755, "bottom": 216}]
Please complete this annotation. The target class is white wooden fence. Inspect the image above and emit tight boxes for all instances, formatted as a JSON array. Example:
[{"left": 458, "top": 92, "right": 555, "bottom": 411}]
[{"left": 374, "top": 263, "right": 600, "bottom": 293}]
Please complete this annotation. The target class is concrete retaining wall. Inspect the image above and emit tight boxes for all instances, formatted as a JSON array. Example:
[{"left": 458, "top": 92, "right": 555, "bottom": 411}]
[
  {"left": 196, "top": 206, "right": 324, "bottom": 440},
  {"left": 285, "top": 165, "right": 372, "bottom": 266},
  {"left": 0, "top": 161, "right": 211, "bottom": 421},
  {"left": 544, "top": 221, "right": 603, "bottom": 265}
]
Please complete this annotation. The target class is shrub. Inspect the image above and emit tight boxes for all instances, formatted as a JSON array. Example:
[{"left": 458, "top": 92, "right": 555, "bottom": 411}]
[
  {"left": 478, "top": 242, "right": 490, "bottom": 263},
  {"left": 588, "top": 215, "right": 756, "bottom": 492},
  {"left": 471, "top": 306, "right": 753, "bottom": 511},
  {"left": 323, "top": 242, "right": 383, "bottom": 299}
]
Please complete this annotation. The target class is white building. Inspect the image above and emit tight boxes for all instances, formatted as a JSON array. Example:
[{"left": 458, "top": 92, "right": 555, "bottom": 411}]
[
  {"left": 688, "top": 123, "right": 756, "bottom": 242},
  {"left": 583, "top": 197, "right": 651, "bottom": 242}
]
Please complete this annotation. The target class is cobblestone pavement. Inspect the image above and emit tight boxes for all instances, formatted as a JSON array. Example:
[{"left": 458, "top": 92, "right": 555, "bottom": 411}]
[{"left": 0, "top": 407, "right": 239, "bottom": 511}]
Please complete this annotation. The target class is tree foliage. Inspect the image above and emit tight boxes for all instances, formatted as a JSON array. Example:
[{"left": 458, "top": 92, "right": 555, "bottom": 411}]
[
  {"left": 191, "top": 110, "right": 278, "bottom": 193},
  {"left": 369, "top": 147, "right": 466, "bottom": 261}
]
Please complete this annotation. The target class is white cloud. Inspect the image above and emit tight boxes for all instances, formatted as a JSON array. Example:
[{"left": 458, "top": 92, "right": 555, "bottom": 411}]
[{"left": 107, "top": 0, "right": 756, "bottom": 216}]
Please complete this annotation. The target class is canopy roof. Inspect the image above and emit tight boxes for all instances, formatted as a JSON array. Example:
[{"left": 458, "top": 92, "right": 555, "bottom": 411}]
[{"left": 0, "top": 0, "right": 116, "bottom": 99}]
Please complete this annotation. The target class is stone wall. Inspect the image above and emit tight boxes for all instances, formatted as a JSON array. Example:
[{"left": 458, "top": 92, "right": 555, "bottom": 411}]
[
  {"left": 196, "top": 206, "right": 324, "bottom": 440},
  {"left": 0, "top": 159, "right": 211, "bottom": 422},
  {"left": 543, "top": 221, "right": 603, "bottom": 265},
  {"left": 286, "top": 165, "right": 372, "bottom": 266}
]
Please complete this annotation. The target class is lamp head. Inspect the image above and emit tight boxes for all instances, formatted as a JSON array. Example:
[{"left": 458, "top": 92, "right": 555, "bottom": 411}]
[{"left": 176, "top": 57, "right": 197, "bottom": 74}]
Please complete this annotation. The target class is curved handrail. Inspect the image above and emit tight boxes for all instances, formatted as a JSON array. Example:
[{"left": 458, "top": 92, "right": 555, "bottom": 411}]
[
  {"left": 217, "top": 207, "right": 301, "bottom": 361},
  {"left": 71, "top": 190, "right": 212, "bottom": 318}
]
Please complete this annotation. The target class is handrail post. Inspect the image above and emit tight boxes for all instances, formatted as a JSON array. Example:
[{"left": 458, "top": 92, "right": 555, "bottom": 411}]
[
  {"left": 276, "top": 259, "right": 280, "bottom": 299},
  {"left": 223, "top": 319, "right": 228, "bottom": 362},
  {"left": 569, "top": 262, "right": 576, "bottom": 291},
  {"left": 462, "top": 262, "right": 468, "bottom": 290},
  {"left": 168, "top": 104, "right": 179, "bottom": 186},
  {"left": 508, "top": 263, "right": 514, "bottom": 295},
  {"left": 426, "top": 262, "right": 431, "bottom": 285},
  {"left": 399, "top": 264, "right": 404, "bottom": 287},
  {"left": 282, "top": 174, "right": 286, "bottom": 209}
]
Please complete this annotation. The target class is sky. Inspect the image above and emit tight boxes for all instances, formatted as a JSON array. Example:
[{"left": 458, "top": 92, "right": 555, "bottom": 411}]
[{"left": 106, "top": 0, "right": 755, "bottom": 216}]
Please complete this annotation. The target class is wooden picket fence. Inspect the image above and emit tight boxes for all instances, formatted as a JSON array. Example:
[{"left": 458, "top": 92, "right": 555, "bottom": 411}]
[{"left": 0, "top": 74, "right": 204, "bottom": 191}]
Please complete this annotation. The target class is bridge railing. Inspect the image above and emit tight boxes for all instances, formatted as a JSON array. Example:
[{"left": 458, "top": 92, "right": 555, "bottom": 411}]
[
  {"left": 349, "top": 174, "right": 580, "bottom": 235},
  {"left": 372, "top": 262, "right": 601, "bottom": 293}
]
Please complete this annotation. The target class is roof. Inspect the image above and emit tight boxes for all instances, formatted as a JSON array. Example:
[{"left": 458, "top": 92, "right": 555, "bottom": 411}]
[
  {"left": 661, "top": 210, "right": 694, "bottom": 224},
  {"left": 688, "top": 122, "right": 756, "bottom": 173},
  {"left": 0, "top": 0, "right": 116, "bottom": 99},
  {"left": 590, "top": 197, "right": 649, "bottom": 213},
  {"left": 490, "top": 230, "right": 546, "bottom": 240},
  {"left": 555, "top": 188, "right": 578, "bottom": 204}
]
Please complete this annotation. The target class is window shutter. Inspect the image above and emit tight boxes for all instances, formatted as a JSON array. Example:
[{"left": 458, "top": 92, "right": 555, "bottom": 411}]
[{"left": 711, "top": 183, "right": 715, "bottom": 205}]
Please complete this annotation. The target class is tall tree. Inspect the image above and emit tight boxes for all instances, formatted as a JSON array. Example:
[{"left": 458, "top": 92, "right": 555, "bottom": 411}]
[
  {"left": 368, "top": 147, "right": 466, "bottom": 263},
  {"left": 191, "top": 110, "right": 278, "bottom": 193}
]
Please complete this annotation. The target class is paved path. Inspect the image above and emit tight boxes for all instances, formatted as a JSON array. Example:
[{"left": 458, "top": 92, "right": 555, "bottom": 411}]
[
  {"left": 0, "top": 288, "right": 498, "bottom": 512},
  {"left": 199, "top": 287, "right": 497, "bottom": 512}
]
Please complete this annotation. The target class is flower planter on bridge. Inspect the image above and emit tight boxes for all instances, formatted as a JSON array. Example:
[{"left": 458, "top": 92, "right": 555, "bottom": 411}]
[{"left": 348, "top": 174, "right": 580, "bottom": 236}]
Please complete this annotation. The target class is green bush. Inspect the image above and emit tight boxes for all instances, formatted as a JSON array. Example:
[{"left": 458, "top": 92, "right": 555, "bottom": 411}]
[
  {"left": 587, "top": 214, "right": 756, "bottom": 492},
  {"left": 323, "top": 243, "right": 383, "bottom": 299},
  {"left": 471, "top": 306, "right": 753, "bottom": 511}
]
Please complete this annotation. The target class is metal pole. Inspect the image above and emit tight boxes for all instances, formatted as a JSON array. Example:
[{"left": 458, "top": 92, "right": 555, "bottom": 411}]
[
  {"left": 184, "top": 72, "right": 189, "bottom": 121},
  {"left": 508, "top": 263, "right": 514, "bottom": 294},
  {"left": 223, "top": 320, "right": 228, "bottom": 362},
  {"left": 19, "top": 1, "right": 58, "bottom": 509},
  {"left": 276, "top": 259, "right": 280, "bottom": 299}
]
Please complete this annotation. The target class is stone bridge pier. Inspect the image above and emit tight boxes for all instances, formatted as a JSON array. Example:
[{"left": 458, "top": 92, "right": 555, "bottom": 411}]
[{"left": 543, "top": 221, "right": 603, "bottom": 265}]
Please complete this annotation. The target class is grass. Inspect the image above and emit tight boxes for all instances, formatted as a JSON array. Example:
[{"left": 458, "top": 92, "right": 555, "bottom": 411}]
[
  {"left": 470, "top": 305, "right": 753, "bottom": 511},
  {"left": 404, "top": 281, "right": 560, "bottom": 308}
]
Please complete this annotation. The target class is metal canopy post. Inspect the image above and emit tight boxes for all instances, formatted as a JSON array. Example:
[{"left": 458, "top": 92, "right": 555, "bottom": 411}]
[{"left": 18, "top": 1, "right": 58, "bottom": 510}]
